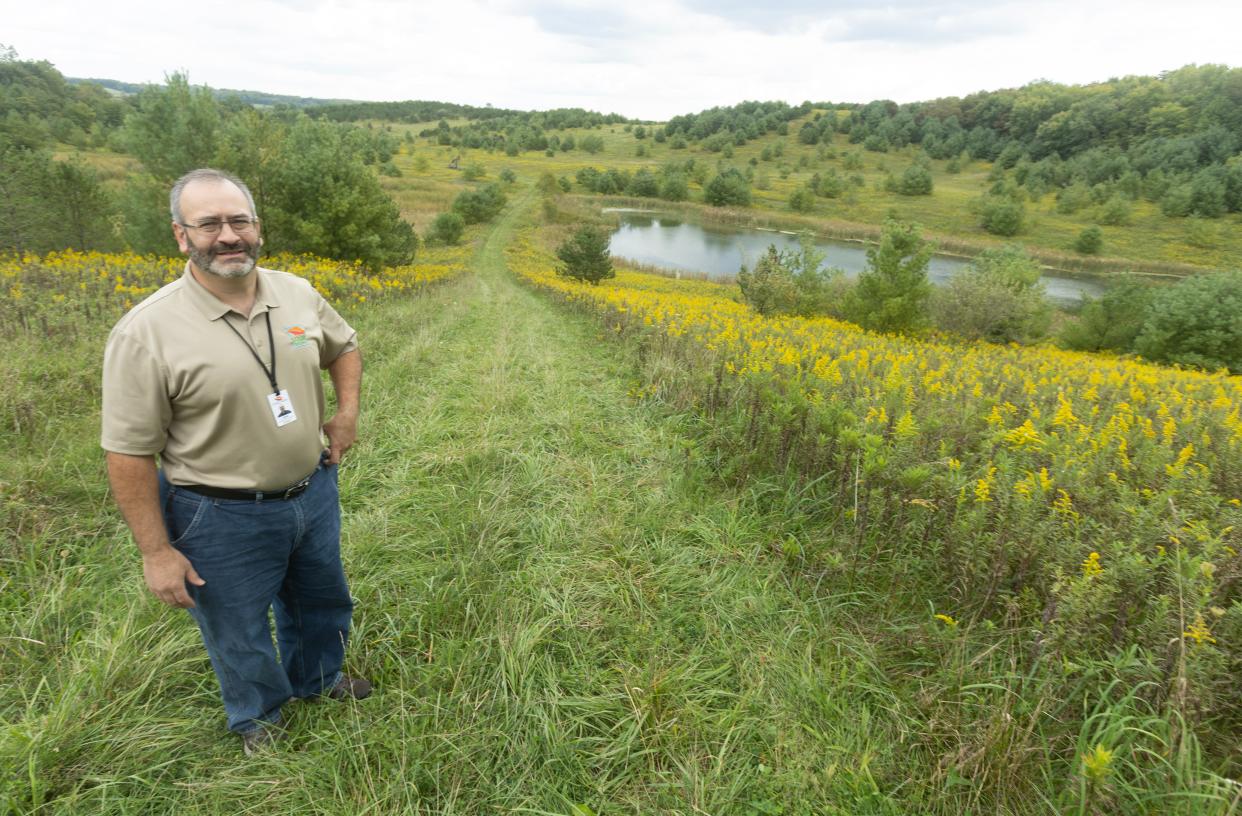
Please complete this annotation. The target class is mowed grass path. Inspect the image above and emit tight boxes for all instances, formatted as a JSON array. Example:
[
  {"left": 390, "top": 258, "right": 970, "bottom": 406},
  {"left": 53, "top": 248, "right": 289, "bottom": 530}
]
[{"left": 5, "top": 197, "right": 921, "bottom": 814}]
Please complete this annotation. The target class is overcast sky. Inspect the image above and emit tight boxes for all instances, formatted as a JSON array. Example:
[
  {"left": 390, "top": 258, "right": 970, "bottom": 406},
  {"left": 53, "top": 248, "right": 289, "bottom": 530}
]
[{"left": 6, "top": 0, "right": 1240, "bottom": 120}]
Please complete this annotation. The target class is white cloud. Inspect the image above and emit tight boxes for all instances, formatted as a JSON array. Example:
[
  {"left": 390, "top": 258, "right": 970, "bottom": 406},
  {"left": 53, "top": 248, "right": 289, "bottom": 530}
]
[{"left": 4, "top": 0, "right": 1240, "bottom": 119}]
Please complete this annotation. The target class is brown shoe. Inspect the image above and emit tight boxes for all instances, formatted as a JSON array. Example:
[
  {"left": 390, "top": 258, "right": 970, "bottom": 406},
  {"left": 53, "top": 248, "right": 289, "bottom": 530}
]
[
  {"left": 241, "top": 723, "right": 285, "bottom": 756},
  {"left": 326, "top": 675, "right": 372, "bottom": 700}
]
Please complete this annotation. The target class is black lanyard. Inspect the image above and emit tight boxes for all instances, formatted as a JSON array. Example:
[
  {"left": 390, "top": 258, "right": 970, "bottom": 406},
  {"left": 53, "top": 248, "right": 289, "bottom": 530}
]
[{"left": 222, "top": 312, "right": 279, "bottom": 395}]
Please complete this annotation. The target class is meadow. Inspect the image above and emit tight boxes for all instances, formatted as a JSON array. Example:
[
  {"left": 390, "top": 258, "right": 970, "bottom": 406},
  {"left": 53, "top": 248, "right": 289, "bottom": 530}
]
[{"left": 2, "top": 113, "right": 1241, "bottom": 813}]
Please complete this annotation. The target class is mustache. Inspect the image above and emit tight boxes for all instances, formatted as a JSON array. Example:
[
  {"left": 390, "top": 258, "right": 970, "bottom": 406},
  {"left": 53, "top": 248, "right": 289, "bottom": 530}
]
[{"left": 209, "top": 239, "right": 257, "bottom": 256}]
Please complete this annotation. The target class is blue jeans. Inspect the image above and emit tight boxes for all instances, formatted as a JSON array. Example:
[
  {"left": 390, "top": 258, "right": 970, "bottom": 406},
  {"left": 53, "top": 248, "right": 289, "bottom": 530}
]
[{"left": 159, "top": 454, "right": 353, "bottom": 733}]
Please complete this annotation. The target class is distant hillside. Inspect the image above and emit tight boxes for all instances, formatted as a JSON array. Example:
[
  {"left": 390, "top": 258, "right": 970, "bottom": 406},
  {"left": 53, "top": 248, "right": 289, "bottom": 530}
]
[{"left": 67, "top": 76, "right": 355, "bottom": 108}]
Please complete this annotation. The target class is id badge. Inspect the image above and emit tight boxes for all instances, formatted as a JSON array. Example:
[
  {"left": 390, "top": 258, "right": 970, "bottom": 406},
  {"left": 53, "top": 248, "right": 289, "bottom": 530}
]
[{"left": 267, "top": 390, "right": 298, "bottom": 427}]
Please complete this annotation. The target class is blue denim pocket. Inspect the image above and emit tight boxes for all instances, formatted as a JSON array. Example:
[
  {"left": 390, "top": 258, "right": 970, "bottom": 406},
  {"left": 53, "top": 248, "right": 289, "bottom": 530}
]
[{"left": 164, "top": 489, "right": 211, "bottom": 547}]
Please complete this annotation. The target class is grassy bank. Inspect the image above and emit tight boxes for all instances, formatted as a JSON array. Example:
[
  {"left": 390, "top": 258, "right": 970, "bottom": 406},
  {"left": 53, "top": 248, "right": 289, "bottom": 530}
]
[{"left": 4, "top": 189, "right": 1240, "bottom": 814}]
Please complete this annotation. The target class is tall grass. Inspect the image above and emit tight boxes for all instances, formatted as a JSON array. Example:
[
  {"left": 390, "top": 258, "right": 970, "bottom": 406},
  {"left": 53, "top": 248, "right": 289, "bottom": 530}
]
[
  {"left": 511, "top": 207, "right": 1242, "bottom": 813},
  {"left": 4, "top": 193, "right": 1239, "bottom": 814}
]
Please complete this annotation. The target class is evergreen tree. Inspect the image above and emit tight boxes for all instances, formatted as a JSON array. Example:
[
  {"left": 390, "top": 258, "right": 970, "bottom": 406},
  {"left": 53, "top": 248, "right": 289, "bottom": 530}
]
[
  {"left": 556, "top": 226, "right": 614, "bottom": 285},
  {"left": 848, "top": 220, "right": 932, "bottom": 334}
]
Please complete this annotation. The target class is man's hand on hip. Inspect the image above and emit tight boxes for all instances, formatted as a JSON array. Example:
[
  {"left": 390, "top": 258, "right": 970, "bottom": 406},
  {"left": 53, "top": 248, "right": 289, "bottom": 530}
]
[
  {"left": 323, "top": 412, "right": 357, "bottom": 465},
  {"left": 143, "top": 546, "right": 206, "bottom": 608}
]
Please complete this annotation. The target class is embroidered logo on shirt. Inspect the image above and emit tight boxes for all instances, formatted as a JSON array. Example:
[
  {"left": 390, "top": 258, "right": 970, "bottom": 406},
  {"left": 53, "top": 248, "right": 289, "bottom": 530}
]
[{"left": 284, "top": 326, "right": 310, "bottom": 349}]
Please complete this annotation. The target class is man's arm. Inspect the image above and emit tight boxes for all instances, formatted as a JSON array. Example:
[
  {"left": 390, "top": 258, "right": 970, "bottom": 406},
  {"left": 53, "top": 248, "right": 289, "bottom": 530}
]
[
  {"left": 323, "top": 348, "right": 362, "bottom": 465},
  {"left": 106, "top": 452, "right": 205, "bottom": 608}
]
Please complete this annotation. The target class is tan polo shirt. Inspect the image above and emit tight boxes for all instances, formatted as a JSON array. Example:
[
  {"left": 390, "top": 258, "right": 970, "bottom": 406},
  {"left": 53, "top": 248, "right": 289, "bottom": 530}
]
[{"left": 101, "top": 264, "right": 357, "bottom": 490}]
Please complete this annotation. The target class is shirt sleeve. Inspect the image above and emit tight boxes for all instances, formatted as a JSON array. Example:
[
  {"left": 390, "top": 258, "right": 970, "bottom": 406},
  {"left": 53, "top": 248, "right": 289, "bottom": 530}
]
[
  {"left": 316, "top": 295, "right": 358, "bottom": 367},
  {"left": 100, "top": 329, "right": 172, "bottom": 455}
]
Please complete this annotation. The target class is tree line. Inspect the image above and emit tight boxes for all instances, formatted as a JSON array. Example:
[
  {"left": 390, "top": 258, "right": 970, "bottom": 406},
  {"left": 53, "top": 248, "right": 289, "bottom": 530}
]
[{"left": 829, "top": 65, "right": 1242, "bottom": 221}]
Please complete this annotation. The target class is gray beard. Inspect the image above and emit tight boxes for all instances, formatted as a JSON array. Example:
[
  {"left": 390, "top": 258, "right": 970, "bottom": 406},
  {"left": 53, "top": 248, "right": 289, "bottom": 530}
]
[{"left": 188, "top": 241, "right": 260, "bottom": 279}]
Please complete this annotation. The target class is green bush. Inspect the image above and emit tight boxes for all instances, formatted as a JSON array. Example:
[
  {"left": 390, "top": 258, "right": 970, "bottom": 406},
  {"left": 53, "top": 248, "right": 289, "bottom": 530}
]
[
  {"left": 426, "top": 212, "right": 465, "bottom": 245},
  {"left": 461, "top": 162, "right": 486, "bottom": 181},
  {"left": 1160, "top": 183, "right": 1194, "bottom": 217},
  {"left": 627, "top": 169, "right": 659, "bottom": 198},
  {"left": 1058, "top": 276, "right": 1155, "bottom": 353},
  {"left": 1075, "top": 226, "right": 1104, "bottom": 254},
  {"left": 1095, "top": 195, "right": 1132, "bottom": 225},
  {"left": 737, "top": 233, "right": 841, "bottom": 318},
  {"left": 896, "top": 163, "right": 934, "bottom": 195},
  {"left": 1055, "top": 182, "right": 1092, "bottom": 215},
  {"left": 452, "top": 183, "right": 507, "bottom": 224},
  {"left": 737, "top": 246, "right": 799, "bottom": 316},
  {"left": 556, "top": 225, "right": 614, "bottom": 285},
  {"left": 979, "top": 196, "right": 1024, "bottom": 236},
  {"left": 846, "top": 219, "right": 932, "bottom": 334},
  {"left": 703, "top": 169, "right": 751, "bottom": 207},
  {"left": 1134, "top": 271, "right": 1242, "bottom": 372},
  {"left": 659, "top": 171, "right": 689, "bottom": 202},
  {"left": 930, "top": 246, "right": 1050, "bottom": 343},
  {"left": 788, "top": 186, "right": 815, "bottom": 213},
  {"left": 812, "top": 170, "right": 845, "bottom": 198}
]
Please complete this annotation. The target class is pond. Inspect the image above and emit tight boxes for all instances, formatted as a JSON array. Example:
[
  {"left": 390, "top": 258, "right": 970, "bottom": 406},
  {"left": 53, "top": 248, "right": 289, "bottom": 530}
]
[{"left": 606, "top": 211, "right": 1105, "bottom": 305}]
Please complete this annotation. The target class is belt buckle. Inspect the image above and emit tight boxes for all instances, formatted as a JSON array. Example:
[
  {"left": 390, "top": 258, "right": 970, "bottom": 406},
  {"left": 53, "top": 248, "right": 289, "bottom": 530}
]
[{"left": 283, "top": 475, "right": 311, "bottom": 500}]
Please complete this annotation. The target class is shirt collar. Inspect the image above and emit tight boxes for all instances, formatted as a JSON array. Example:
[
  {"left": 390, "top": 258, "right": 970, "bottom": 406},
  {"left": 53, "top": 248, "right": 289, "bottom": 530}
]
[{"left": 180, "top": 262, "right": 279, "bottom": 320}]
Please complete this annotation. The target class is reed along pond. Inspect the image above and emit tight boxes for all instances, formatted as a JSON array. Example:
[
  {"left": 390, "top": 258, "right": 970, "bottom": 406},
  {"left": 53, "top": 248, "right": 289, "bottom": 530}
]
[{"left": 606, "top": 211, "right": 1104, "bottom": 305}]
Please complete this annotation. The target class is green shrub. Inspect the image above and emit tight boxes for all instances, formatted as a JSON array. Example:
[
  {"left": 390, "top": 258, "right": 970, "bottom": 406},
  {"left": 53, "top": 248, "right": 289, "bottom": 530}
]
[
  {"left": 896, "top": 163, "right": 934, "bottom": 195},
  {"left": 627, "top": 169, "right": 659, "bottom": 198},
  {"left": 451, "top": 183, "right": 507, "bottom": 224},
  {"left": 1095, "top": 195, "right": 1132, "bottom": 225},
  {"left": 737, "top": 246, "right": 799, "bottom": 316},
  {"left": 1055, "top": 182, "right": 1092, "bottom": 215},
  {"left": 979, "top": 196, "right": 1025, "bottom": 236},
  {"left": 1075, "top": 226, "right": 1103, "bottom": 254},
  {"left": 930, "top": 246, "right": 1050, "bottom": 343},
  {"left": 788, "top": 186, "right": 815, "bottom": 213},
  {"left": 737, "top": 233, "right": 841, "bottom": 318},
  {"left": 703, "top": 168, "right": 751, "bottom": 207},
  {"left": 1160, "top": 183, "right": 1194, "bottom": 217},
  {"left": 846, "top": 219, "right": 932, "bottom": 334},
  {"left": 426, "top": 211, "right": 465, "bottom": 245},
  {"left": 461, "top": 162, "right": 486, "bottom": 181},
  {"left": 1134, "top": 271, "right": 1242, "bottom": 372},
  {"left": 499, "top": 168, "right": 517, "bottom": 184},
  {"left": 813, "top": 170, "right": 845, "bottom": 198},
  {"left": 556, "top": 225, "right": 614, "bottom": 285},
  {"left": 659, "top": 171, "right": 688, "bottom": 202},
  {"left": 1058, "top": 276, "right": 1155, "bottom": 353},
  {"left": 427, "top": 213, "right": 466, "bottom": 244}
]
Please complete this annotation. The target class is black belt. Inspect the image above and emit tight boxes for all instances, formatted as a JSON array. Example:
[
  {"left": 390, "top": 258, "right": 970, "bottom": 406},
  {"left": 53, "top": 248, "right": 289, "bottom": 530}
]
[{"left": 177, "top": 472, "right": 314, "bottom": 502}]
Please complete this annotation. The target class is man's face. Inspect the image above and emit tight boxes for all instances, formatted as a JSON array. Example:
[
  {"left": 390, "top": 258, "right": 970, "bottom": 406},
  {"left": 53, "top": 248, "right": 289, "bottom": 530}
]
[{"left": 173, "top": 179, "right": 262, "bottom": 280}]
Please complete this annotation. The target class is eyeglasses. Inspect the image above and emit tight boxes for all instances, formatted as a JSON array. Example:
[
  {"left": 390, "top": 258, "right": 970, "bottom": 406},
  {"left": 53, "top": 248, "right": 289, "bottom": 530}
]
[{"left": 179, "top": 216, "right": 259, "bottom": 236}]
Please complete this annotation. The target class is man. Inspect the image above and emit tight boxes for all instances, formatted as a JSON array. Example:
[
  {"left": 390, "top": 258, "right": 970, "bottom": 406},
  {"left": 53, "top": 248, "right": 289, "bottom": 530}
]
[{"left": 102, "top": 168, "right": 370, "bottom": 755}]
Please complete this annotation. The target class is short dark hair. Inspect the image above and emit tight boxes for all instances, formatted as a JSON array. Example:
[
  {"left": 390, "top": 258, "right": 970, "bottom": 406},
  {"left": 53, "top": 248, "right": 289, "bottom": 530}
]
[{"left": 170, "top": 168, "right": 256, "bottom": 223}]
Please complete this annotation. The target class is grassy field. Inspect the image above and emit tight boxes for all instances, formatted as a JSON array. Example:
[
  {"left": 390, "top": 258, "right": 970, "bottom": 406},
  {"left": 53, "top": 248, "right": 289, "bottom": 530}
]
[
  {"left": 1, "top": 190, "right": 939, "bottom": 814},
  {"left": 4, "top": 181, "right": 1240, "bottom": 813},
  {"left": 6, "top": 112, "right": 1241, "bottom": 813}
]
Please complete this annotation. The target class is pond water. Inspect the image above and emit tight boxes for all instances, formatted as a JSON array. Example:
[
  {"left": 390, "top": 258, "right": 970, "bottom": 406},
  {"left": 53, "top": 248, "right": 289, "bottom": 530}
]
[{"left": 606, "top": 211, "right": 1105, "bottom": 305}]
